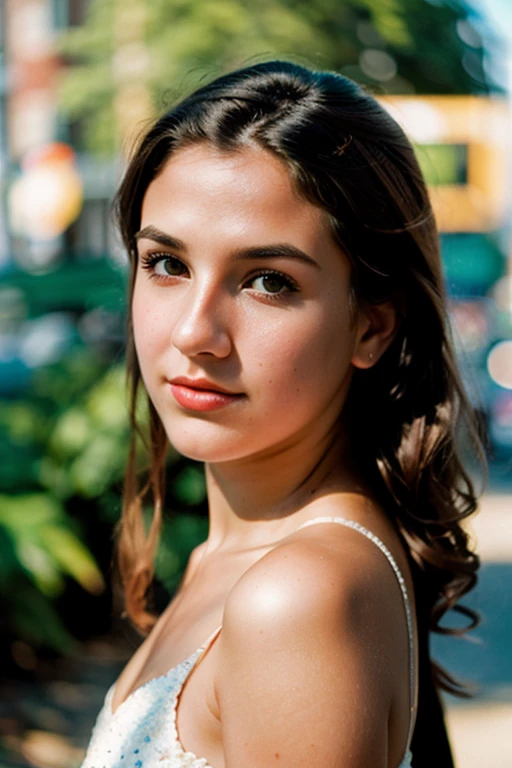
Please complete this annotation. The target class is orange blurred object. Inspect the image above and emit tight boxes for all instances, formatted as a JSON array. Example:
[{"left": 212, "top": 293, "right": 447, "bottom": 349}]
[{"left": 21, "top": 141, "right": 76, "bottom": 172}]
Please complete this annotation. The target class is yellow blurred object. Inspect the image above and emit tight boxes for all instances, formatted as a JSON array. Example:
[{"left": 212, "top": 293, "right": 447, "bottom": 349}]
[
  {"left": 20, "top": 730, "right": 85, "bottom": 768},
  {"left": 379, "top": 96, "right": 510, "bottom": 232},
  {"left": 8, "top": 142, "right": 83, "bottom": 240}
]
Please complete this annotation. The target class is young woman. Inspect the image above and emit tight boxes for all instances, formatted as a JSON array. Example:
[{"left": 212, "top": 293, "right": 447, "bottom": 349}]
[{"left": 81, "top": 60, "right": 481, "bottom": 768}]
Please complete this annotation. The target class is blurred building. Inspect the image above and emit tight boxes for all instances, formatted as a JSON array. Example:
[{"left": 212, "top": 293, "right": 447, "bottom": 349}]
[
  {"left": 0, "top": 0, "right": 125, "bottom": 395},
  {"left": 1, "top": 0, "right": 121, "bottom": 275},
  {"left": 380, "top": 94, "right": 510, "bottom": 286},
  {"left": 380, "top": 93, "right": 512, "bottom": 456}
]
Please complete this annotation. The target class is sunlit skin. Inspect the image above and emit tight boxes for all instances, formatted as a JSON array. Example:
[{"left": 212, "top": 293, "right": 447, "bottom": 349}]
[{"left": 125, "top": 143, "right": 416, "bottom": 768}]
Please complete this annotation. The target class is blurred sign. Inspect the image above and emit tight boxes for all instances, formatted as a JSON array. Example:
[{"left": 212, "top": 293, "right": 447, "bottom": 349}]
[{"left": 379, "top": 96, "right": 510, "bottom": 232}]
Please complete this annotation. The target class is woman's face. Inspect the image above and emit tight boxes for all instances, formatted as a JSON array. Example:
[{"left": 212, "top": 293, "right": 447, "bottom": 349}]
[{"left": 132, "top": 143, "right": 371, "bottom": 464}]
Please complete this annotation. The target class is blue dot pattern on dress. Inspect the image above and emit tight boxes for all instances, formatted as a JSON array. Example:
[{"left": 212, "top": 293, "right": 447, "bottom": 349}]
[{"left": 79, "top": 640, "right": 217, "bottom": 768}]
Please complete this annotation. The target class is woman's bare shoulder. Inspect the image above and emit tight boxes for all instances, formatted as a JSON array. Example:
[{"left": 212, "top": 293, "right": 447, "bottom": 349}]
[
  {"left": 220, "top": 495, "right": 406, "bottom": 650},
  {"left": 214, "top": 500, "right": 407, "bottom": 766},
  {"left": 290, "top": 490, "right": 414, "bottom": 589},
  {"left": 224, "top": 499, "right": 404, "bottom": 633}
]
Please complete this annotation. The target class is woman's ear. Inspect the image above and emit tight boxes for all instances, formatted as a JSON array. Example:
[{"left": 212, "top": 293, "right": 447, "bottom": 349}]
[{"left": 351, "top": 299, "right": 400, "bottom": 370}]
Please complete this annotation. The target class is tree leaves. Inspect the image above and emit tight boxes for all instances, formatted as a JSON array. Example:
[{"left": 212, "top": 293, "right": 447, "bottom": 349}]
[
  {"left": 0, "top": 493, "right": 104, "bottom": 597},
  {"left": 57, "top": 0, "right": 495, "bottom": 154}
]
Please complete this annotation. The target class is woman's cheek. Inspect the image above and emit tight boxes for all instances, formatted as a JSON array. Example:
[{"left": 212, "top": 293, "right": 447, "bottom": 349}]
[
  {"left": 133, "top": 291, "right": 171, "bottom": 367},
  {"left": 249, "top": 312, "right": 346, "bottom": 407},
  {"left": 287, "top": 308, "right": 349, "bottom": 374}
]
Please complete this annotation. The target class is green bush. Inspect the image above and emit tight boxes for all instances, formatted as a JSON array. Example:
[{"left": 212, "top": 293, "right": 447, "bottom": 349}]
[{"left": 0, "top": 345, "right": 208, "bottom": 654}]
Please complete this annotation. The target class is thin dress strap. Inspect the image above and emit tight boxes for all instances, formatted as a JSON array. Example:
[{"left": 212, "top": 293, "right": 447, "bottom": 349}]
[
  {"left": 296, "top": 516, "right": 416, "bottom": 756},
  {"left": 199, "top": 623, "right": 223, "bottom": 654},
  {"left": 188, "top": 623, "right": 224, "bottom": 675}
]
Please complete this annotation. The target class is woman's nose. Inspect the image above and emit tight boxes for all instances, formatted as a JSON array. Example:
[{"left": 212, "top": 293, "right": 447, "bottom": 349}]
[{"left": 171, "top": 283, "right": 232, "bottom": 359}]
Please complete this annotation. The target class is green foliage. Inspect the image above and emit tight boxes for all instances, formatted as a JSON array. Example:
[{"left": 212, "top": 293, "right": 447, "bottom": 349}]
[
  {"left": 42, "top": 365, "right": 129, "bottom": 500},
  {"left": 0, "top": 350, "right": 125, "bottom": 652},
  {"left": 1, "top": 342, "right": 208, "bottom": 655},
  {"left": 0, "top": 493, "right": 104, "bottom": 651},
  {"left": 57, "top": 0, "right": 495, "bottom": 154},
  {"left": 0, "top": 493, "right": 104, "bottom": 596},
  {"left": 155, "top": 511, "right": 208, "bottom": 593},
  {"left": 5, "top": 581, "right": 78, "bottom": 653},
  {"left": 173, "top": 464, "right": 207, "bottom": 506}
]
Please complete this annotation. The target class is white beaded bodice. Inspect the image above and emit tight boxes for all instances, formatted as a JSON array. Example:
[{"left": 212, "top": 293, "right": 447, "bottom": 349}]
[
  {"left": 80, "top": 637, "right": 219, "bottom": 768},
  {"left": 81, "top": 516, "right": 415, "bottom": 768}
]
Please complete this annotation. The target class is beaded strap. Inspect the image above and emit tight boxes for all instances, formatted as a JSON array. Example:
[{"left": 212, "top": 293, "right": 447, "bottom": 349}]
[{"left": 296, "top": 516, "right": 416, "bottom": 753}]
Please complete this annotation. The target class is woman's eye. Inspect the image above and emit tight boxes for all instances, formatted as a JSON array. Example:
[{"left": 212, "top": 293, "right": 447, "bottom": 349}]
[
  {"left": 155, "top": 256, "right": 187, "bottom": 277},
  {"left": 247, "top": 272, "right": 296, "bottom": 296},
  {"left": 140, "top": 253, "right": 188, "bottom": 278}
]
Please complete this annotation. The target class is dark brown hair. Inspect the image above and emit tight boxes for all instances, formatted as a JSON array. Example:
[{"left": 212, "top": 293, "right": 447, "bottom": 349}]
[{"left": 114, "top": 60, "right": 483, "bottom": 765}]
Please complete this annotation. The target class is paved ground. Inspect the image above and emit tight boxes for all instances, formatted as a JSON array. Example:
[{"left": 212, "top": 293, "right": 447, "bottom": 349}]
[
  {"left": 0, "top": 639, "right": 127, "bottom": 767},
  {"left": 442, "top": 490, "right": 512, "bottom": 768},
  {"left": 1, "top": 489, "right": 510, "bottom": 768},
  {"left": 447, "top": 702, "right": 512, "bottom": 768}
]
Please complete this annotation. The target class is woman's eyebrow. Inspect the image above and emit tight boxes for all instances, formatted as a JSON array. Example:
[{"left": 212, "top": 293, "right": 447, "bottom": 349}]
[
  {"left": 135, "top": 226, "right": 320, "bottom": 268},
  {"left": 233, "top": 244, "right": 320, "bottom": 269},
  {"left": 135, "top": 225, "right": 186, "bottom": 251}
]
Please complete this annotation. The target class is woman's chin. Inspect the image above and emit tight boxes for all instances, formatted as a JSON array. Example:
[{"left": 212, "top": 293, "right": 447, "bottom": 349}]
[{"left": 165, "top": 431, "right": 252, "bottom": 465}]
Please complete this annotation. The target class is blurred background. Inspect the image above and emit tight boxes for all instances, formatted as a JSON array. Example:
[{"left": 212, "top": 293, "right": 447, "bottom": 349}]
[{"left": 0, "top": 1, "right": 511, "bottom": 766}]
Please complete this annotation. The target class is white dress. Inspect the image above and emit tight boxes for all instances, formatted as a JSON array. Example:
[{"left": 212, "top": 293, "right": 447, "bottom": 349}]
[{"left": 81, "top": 517, "right": 416, "bottom": 767}]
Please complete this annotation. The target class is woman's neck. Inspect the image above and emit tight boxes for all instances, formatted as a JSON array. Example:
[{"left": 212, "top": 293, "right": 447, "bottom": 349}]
[{"left": 201, "top": 425, "right": 366, "bottom": 555}]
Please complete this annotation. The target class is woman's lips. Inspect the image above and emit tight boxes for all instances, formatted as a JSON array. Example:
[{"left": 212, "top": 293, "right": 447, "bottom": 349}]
[{"left": 169, "top": 379, "right": 244, "bottom": 412}]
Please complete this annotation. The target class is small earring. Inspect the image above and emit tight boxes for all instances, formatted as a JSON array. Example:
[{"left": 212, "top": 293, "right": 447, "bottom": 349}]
[{"left": 369, "top": 352, "right": 374, "bottom": 361}]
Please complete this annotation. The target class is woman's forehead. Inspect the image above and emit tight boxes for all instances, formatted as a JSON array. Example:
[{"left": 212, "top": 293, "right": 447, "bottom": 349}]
[{"left": 140, "top": 143, "right": 335, "bottom": 247}]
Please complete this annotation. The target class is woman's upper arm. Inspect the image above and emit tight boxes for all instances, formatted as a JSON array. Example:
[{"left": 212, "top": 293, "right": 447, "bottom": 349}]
[{"left": 215, "top": 538, "right": 402, "bottom": 768}]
